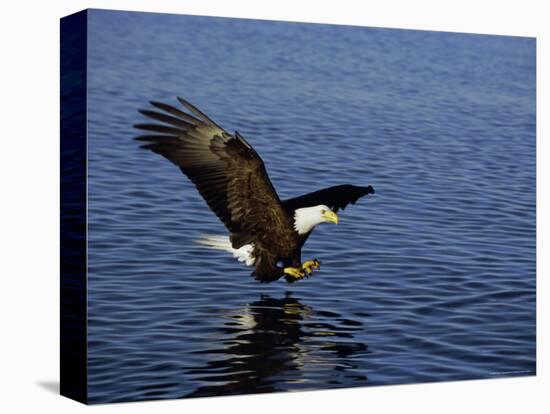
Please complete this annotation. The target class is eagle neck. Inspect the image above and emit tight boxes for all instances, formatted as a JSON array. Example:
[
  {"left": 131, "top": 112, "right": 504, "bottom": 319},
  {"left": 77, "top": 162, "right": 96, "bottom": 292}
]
[{"left": 293, "top": 207, "right": 323, "bottom": 235}]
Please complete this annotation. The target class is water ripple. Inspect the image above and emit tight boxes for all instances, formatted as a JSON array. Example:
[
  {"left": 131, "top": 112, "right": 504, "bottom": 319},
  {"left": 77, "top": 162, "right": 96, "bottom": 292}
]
[{"left": 85, "top": 10, "right": 535, "bottom": 403}]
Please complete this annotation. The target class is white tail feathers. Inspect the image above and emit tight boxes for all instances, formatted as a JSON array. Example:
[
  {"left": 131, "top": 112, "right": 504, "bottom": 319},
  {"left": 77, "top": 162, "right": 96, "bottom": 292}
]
[
  {"left": 195, "top": 234, "right": 233, "bottom": 251},
  {"left": 195, "top": 235, "right": 255, "bottom": 266}
]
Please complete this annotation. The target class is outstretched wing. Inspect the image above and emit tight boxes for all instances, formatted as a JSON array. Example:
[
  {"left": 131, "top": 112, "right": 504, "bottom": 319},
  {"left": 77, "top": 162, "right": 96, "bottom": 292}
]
[
  {"left": 134, "top": 97, "right": 290, "bottom": 251},
  {"left": 282, "top": 184, "right": 374, "bottom": 213}
]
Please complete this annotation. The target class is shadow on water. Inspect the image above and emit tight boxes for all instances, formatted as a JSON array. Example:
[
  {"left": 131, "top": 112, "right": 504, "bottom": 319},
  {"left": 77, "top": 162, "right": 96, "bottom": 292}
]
[{"left": 186, "top": 292, "right": 369, "bottom": 398}]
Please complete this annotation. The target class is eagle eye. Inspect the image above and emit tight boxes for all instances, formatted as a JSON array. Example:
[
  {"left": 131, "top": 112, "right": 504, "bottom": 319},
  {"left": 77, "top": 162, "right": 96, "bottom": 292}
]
[{"left": 321, "top": 209, "right": 326, "bottom": 214}]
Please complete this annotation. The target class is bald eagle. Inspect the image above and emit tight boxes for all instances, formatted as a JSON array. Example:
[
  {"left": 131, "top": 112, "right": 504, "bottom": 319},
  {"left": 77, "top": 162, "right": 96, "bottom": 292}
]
[{"left": 135, "top": 97, "right": 374, "bottom": 283}]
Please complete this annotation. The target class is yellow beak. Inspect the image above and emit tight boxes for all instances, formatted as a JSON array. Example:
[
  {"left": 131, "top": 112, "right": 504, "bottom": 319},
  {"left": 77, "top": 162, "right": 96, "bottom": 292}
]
[{"left": 322, "top": 210, "right": 339, "bottom": 224}]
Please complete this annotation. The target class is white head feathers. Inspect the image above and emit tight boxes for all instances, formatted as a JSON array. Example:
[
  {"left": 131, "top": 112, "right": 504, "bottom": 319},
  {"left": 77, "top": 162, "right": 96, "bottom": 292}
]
[{"left": 293, "top": 205, "right": 338, "bottom": 235}]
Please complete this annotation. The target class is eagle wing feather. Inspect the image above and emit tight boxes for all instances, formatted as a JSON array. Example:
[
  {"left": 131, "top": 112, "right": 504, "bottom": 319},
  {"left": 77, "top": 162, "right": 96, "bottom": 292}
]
[
  {"left": 135, "top": 97, "right": 292, "bottom": 281},
  {"left": 282, "top": 184, "right": 374, "bottom": 214}
]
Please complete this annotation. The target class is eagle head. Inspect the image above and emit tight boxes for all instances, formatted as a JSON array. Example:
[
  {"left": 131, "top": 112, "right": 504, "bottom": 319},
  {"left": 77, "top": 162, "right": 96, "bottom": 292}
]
[{"left": 293, "top": 204, "right": 339, "bottom": 235}]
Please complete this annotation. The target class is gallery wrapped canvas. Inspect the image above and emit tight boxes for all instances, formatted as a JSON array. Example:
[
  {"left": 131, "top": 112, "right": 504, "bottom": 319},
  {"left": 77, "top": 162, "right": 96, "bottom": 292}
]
[{"left": 60, "top": 9, "right": 536, "bottom": 405}]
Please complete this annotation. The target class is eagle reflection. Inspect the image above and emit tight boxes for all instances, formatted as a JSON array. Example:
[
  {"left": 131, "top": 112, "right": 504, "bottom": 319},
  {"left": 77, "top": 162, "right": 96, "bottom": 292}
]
[{"left": 186, "top": 293, "right": 369, "bottom": 397}]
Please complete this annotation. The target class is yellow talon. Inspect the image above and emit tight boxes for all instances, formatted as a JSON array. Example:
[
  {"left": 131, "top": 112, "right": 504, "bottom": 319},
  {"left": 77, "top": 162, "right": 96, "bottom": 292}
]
[
  {"left": 284, "top": 267, "right": 305, "bottom": 279},
  {"left": 302, "top": 259, "right": 321, "bottom": 274}
]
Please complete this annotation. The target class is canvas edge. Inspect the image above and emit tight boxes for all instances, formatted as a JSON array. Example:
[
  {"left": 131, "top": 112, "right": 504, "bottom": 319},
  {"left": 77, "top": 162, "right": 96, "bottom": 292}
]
[{"left": 60, "top": 8, "right": 88, "bottom": 405}]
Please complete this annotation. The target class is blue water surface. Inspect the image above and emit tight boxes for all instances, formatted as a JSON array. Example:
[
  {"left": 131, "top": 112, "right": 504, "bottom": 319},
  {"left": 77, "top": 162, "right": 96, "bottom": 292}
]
[{"left": 86, "top": 9, "right": 536, "bottom": 403}]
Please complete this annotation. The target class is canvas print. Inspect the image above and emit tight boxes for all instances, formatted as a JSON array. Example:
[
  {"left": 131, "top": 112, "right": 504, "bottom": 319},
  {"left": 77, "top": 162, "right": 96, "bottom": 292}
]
[{"left": 60, "top": 9, "right": 536, "bottom": 404}]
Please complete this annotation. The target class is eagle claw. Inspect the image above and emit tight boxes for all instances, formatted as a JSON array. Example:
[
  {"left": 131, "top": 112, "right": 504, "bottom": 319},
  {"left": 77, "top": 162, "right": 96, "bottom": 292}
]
[
  {"left": 302, "top": 258, "right": 321, "bottom": 275},
  {"left": 284, "top": 267, "right": 306, "bottom": 281}
]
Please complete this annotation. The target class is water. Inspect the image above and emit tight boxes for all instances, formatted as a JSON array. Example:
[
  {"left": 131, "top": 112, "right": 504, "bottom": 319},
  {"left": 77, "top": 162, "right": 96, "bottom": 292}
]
[{"left": 86, "top": 10, "right": 536, "bottom": 403}]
